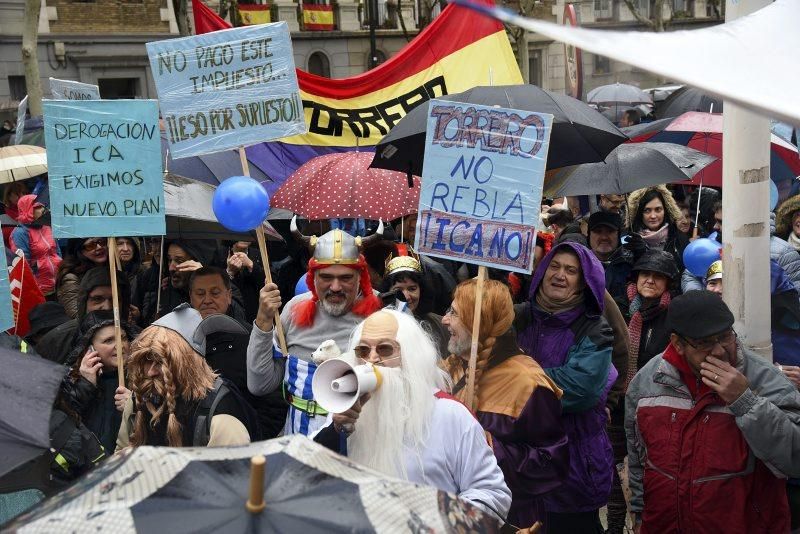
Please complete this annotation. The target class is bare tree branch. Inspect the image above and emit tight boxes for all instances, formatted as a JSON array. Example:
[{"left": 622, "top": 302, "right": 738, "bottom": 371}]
[{"left": 622, "top": 0, "right": 655, "bottom": 28}]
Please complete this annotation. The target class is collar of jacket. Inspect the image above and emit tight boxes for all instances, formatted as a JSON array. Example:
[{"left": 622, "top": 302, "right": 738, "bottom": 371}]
[{"left": 654, "top": 342, "right": 745, "bottom": 399}]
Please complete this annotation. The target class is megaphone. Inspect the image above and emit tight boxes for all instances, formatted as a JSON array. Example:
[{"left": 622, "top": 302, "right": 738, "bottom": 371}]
[{"left": 311, "top": 358, "right": 383, "bottom": 413}]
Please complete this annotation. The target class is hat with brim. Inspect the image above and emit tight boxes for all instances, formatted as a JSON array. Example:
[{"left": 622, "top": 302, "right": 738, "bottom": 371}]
[
  {"left": 706, "top": 260, "right": 723, "bottom": 282},
  {"left": 667, "top": 290, "right": 734, "bottom": 339},
  {"left": 632, "top": 250, "right": 679, "bottom": 281}
]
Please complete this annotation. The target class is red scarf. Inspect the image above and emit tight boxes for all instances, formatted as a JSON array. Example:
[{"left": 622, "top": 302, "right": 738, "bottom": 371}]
[
  {"left": 625, "top": 283, "right": 671, "bottom": 391},
  {"left": 662, "top": 342, "right": 712, "bottom": 399}
]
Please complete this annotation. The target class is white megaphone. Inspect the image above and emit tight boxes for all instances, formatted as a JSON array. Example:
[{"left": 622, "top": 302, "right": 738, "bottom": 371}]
[{"left": 311, "top": 357, "right": 383, "bottom": 413}]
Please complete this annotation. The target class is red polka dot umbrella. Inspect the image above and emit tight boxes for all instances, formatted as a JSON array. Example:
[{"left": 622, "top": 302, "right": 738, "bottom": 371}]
[{"left": 272, "top": 152, "right": 420, "bottom": 220}]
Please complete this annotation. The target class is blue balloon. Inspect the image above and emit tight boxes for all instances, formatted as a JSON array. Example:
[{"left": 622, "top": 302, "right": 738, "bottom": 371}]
[
  {"left": 212, "top": 176, "right": 270, "bottom": 232},
  {"left": 295, "top": 274, "right": 309, "bottom": 296},
  {"left": 770, "top": 180, "right": 779, "bottom": 211},
  {"left": 683, "top": 238, "right": 722, "bottom": 278}
]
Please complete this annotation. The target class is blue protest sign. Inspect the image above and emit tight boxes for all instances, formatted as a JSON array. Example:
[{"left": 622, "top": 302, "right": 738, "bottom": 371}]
[
  {"left": 14, "top": 96, "right": 27, "bottom": 145},
  {"left": 43, "top": 100, "right": 165, "bottom": 238},
  {"left": 146, "top": 22, "right": 306, "bottom": 159},
  {"left": 49, "top": 78, "right": 100, "bottom": 100},
  {"left": 414, "top": 100, "right": 553, "bottom": 274},
  {"left": 0, "top": 241, "right": 13, "bottom": 332}
]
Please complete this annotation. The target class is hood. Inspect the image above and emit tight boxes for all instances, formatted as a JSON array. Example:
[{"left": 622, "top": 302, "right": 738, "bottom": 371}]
[
  {"left": 775, "top": 194, "right": 800, "bottom": 240},
  {"left": 67, "top": 310, "right": 137, "bottom": 368},
  {"left": 15, "top": 194, "right": 42, "bottom": 225},
  {"left": 626, "top": 184, "right": 682, "bottom": 230},
  {"left": 529, "top": 241, "right": 606, "bottom": 315},
  {"left": 77, "top": 266, "right": 131, "bottom": 321},
  {"left": 119, "top": 237, "right": 142, "bottom": 268}
]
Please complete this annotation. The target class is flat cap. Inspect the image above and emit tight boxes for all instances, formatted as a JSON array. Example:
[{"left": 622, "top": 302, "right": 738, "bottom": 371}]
[{"left": 667, "top": 290, "right": 734, "bottom": 339}]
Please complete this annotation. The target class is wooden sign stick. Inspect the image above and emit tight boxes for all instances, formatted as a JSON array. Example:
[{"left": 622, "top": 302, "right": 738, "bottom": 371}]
[
  {"left": 107, "top": 238, "right": 125, "bottom": 388},
  {"left": 464, "top": 265, "right": 487, "bottom": 412},
  {"left": 239, "top": 146, "right": 289, "bottom": 356}
]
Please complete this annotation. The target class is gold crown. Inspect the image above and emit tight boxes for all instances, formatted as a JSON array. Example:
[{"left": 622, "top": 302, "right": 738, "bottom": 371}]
[
  {"left": 386, "top": 255, "right": 422, "bottom": 276},
  {"left": 706, "top": 260, "right": 723, "bottom": 280}
]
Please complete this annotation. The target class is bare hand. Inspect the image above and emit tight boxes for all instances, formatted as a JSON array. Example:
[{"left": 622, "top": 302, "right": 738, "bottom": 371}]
[
  {"left": 332, "top": 393, "right": 371, "bottom": 434},
  {"left": 176, "top": 260, "right": 203, "bottom": 272},
  {"left": 79, "top": 350, "right": 103, "bottom": 386},
  {"left": 255, "top": 282, "right": 282, "bottom": 332},
  {"left": 114, "top": 386, "right": 131, "bottom": 412},
  {"left": 700, "top": 355, "right": 749, "bottom": 404},
  {"left": 779, "top": 365, "right": 800, "bottom": 390}
]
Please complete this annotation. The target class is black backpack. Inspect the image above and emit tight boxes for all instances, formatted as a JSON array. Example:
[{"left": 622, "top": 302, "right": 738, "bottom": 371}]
[{"left": 192, "top": 377, "right": 262, "bottom": 446}]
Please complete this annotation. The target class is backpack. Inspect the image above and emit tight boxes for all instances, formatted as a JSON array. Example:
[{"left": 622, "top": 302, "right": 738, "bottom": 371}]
[{"left": 192, "top": 377, "right": 262, "bottom": 446}]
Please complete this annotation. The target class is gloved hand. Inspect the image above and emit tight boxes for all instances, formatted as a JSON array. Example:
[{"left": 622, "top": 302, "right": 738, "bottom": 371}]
[{"left": 623, "top": 233, "right": 649, "bottom": 261}]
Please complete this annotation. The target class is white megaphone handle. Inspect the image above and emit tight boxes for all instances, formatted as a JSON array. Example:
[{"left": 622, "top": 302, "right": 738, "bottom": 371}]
[{"left": 331, "top": 373, "right": 358, "bottom": 393}]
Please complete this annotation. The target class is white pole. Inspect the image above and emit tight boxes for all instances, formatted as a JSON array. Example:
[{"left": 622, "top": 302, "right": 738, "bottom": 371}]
[{"left": 723, "top": 0, "right": 772, "bottom": 360}]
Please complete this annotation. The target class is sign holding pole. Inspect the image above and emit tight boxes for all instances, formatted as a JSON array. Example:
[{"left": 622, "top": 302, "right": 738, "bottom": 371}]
[
  {"left": 43, "top": 99, "right": 164, "bottom": 384},
  {"left": 414, "top": 100, "right": 553, "bottom": 408},
  {"left": 146, "top": 22, "right": 306, "bottom": 159}
]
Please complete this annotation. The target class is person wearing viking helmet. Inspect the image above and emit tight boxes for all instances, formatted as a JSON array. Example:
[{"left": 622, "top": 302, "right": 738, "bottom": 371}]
[{"left": 246, "top": 217, "right": 384, "bottom": 436}]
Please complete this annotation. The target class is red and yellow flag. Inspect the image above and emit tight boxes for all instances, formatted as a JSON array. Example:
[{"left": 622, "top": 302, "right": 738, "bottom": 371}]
[
  {"left": 239, "top": 4, "right": 272, "bottom": 25},
  {"left": 302, "top": 4, "right": 334, "bottom": 30},
  {"left": 190, "top": 0, "right": 523, "bottom": 185}
]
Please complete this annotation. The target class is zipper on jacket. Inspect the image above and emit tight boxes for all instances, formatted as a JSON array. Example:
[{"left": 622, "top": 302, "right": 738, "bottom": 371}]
[{"left": 644, "top": 328, "right": 653, "bottom": 352}]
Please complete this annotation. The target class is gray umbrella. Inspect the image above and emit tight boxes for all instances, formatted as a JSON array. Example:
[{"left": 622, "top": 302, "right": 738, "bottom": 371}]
[
  {"left": 544, "top": 142, "right": 717, "bottom": 197},
  {"left": 587, "top": 83, "right": 653, "bottom": 107}
]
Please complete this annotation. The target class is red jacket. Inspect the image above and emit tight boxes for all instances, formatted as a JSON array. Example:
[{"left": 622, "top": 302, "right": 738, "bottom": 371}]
[
  {"left": 10, "top": 195, "right": 61, "bottom": 294},
  {"left": 626, "top": 343, "right": 795, "bottom": 534}
]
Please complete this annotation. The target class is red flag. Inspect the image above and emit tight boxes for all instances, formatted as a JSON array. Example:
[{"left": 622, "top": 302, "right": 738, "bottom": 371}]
[
  {"left": 8, "top": 251, "right": 45, "bottom": 338},
  {"left": 191, "top": 0, "right": 230, "bottom": 33}
]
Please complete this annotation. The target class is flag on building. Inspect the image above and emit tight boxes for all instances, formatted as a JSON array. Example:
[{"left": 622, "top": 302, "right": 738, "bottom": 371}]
[
  {"left": 190, "top": 0, "right": 523, "bottom": 188},
  {"left": 7, "top": 251, "right": 45, "bottom": 338},
  {"left": 302, "top": 4, "right": 334, "bottom": 30},
  {"left": 239, "top": 4, "right": 272, "bottom": 25}
]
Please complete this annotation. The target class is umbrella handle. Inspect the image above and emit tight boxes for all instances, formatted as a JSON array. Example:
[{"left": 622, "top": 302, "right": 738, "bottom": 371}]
[{"left": 246, "top": 455, "right": 267, "bottom": 514}]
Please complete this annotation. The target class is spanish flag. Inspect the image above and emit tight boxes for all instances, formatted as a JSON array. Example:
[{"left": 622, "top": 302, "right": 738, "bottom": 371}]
[
  {"left": 190, "top": 0, "right": 522, "bottom": 185},
  {"left": 239, "top": 4, "right": 271, "bottom": 25},
  {"left": 302, "top": 4, "right": 334, "bottom": 31}
]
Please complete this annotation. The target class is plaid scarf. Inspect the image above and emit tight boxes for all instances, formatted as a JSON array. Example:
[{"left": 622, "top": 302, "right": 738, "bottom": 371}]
[{"left": 625, "top": 282, "right": 671, "bottom": 391}]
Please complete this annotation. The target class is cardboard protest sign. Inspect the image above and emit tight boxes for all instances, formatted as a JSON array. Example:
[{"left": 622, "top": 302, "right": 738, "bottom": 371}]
[
  {"left": 49, "top": 78, "right": 100, "bottom": 100},
  {"left": 43, "top": 100, "right": 165, "bottom": 238},
  {"left": 414, "top": 100, "right": 553, "bottom": 274},
  {"left": 146, "top": 22, "right": 306, "bottom": 159},
  {"left": 0, "top": 239, "right": 14, "bottom": 332},
  {"left": 14, "top": 96, "right": 27, "bottom": 145}
]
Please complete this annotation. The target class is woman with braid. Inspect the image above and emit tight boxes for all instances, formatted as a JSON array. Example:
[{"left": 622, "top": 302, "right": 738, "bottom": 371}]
[
  {"left": 442, "top": 279, "right": 569, "bottom": 531},
  {"left": 116, "top": 304, "right": 255, "bottom": 448}
]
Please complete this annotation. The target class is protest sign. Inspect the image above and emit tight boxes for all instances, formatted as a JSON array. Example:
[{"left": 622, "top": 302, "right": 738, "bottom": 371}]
[
  {"left": 43, "top": 100, "right": 165, "bottom": 238},
  {"left": 146, "top": 22, "right": 306, "bottom": 158},
  {"left": 0, "top": 240, "right": 15, "bottom": 332},
  {"left": 14, "top": 96, "right": 27, "bottom": 145},
  {"left": 49, "top": 78, "right": 100, "bottom": 100},
  {"left": 414, "top": 100, "right": 553, "bottom": 274}
]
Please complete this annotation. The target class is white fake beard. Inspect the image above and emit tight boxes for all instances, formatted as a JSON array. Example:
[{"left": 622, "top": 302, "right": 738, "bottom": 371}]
[{"left": 347, "top": 366, "right": 432, "bottom": 480}]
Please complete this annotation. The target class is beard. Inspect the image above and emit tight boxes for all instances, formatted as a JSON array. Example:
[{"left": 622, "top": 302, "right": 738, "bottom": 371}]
[
  {"left": 135, "top": 378, "right": 167, "bottom": 423},
  {"left": 447, "top": 336, "right": 471, "bottom": 357},
  {"left": 319, "top": 290, "right": 351, "bottom": 316},
  {"left": 347, "top": 366, "right": 433, "bottom": 480}
]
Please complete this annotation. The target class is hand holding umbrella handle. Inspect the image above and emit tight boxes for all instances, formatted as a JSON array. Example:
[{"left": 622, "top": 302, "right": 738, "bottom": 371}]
[{"left": 246, "top": 455, "right": 267, "bottom": 514}]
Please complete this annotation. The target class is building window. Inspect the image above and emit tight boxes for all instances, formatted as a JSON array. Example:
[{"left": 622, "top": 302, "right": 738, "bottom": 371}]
[
  {"left": 594, "top": 0, "right": 612, "bottom": 19},
  {"left": 528, "top": 48, "right": 543, "bottom": 87},
  {"left": 8, "top": 76, "right": 26, "bottom": 101},
  {"left": 98, "top": 78, "right": 138, "bottom": 99},
  {"left": 594, "top": 54, "right": 611, "bottom": 75},
  {"left": 307, "top": 51, "right": 331, "bottom": 77},
  {"left": 635, "top": 0, "right": 650, "bottom": 18}
]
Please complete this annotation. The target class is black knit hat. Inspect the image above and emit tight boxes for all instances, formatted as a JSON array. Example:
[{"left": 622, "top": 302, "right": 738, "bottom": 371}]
[
  {"left": 667, "top": 290, "right": 735, "bottom": 339},
  {"left": 26, "top": 302, "right": 69, "bottom": 339},
  {"left": 632, "top": 250, "right": 679, "bottom": 281},
  {"left": 588, "top": 211, "right": 623, "bottom": 233}
]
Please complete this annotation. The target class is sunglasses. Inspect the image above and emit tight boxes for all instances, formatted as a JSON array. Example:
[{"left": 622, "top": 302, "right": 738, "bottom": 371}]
[
  {"left": 353, "top": 342, "right": 399, "bottom": 363},
  {"left": 82, "top": 239, "right": 107, "bottom": 252}
]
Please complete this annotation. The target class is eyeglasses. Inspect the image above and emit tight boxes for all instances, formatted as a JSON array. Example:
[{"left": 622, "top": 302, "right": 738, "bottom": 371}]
[
  {"left": 682, "top": 329, "right": 737, "bottom": 353},
  {"left": 445, "top": 306, "right": 459, "bottom": 318},
  {"left": 83, "top": 239, "right": 107, "bottom": 252},
  {"left": 353, "top": 342, "right": 400, "bottom": 366}
]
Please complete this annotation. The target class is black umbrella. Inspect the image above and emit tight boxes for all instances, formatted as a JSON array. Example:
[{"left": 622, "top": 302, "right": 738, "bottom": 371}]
[
  {"left": 8, "top": 435, "right": 505, "bottom": 533},
  {"left": 543, "top": 142, "right": 717, "bottom": 197},
  {"left": 371, "top": 84, "right": 628, "bottom": 178},
  {"left": 655, "top": 86, "right": 724, "bottom": 119},
  {"left": 0, "top": 348, "right": 64, "bottom": 479}
]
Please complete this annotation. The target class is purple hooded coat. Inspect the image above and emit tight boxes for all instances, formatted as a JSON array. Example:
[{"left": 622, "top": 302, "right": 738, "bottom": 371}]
[{"left": 515, "top": 242, "right": 616, "bottom": 513}]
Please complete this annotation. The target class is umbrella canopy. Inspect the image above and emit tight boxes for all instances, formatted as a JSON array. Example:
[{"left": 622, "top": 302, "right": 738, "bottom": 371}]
[
  {"left": 8, "top": 435, "right": 504, "bottom": 533},
  {"left": 371, "top": 84, "right": 628, "bottom": 178},
  {"left": 164, "top": 173, "right": 283, "bottom": 242},
  {"left": 0, "top": 349, "right": 64, "bottom": 479},
  {"left": 586, "top": 83, "right": 653, "bottom": 107},
  {"left": 0, "top": 145, "right": 47, "bottom": 183},
  {"left": 544, "top": 142, "right": 717, "bottom": 197},
  {"left": 624, "top": 111, "right": 800, "bottom": 189},
  {"left": 655, "top": 86, "right": 724, "bottom": 119},
  {"left": 273, "top": 152, "right": 421, "bottom": 221}
]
